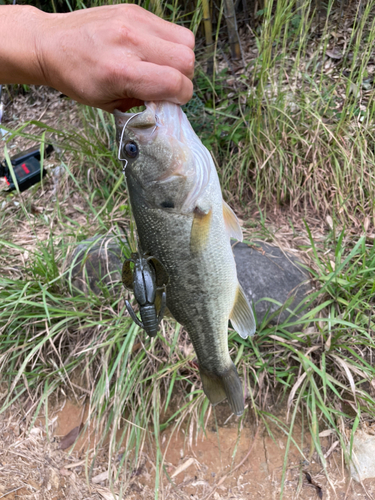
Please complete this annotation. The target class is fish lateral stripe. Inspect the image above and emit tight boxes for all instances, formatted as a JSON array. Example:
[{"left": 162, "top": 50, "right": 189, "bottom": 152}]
[{"left": 230, "top": 284, "right": 256, "bottom": 338}]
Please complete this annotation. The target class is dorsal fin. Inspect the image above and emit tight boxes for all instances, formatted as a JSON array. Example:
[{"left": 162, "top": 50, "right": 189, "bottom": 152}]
[
  {"left": 223, "top": 201, "right": 243, "bottom": 242},
  {"left": 229, "top": 284, "right": 256, "bottom": 338}
]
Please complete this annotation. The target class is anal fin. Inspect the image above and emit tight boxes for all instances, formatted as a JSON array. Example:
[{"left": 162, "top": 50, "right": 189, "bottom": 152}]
[
  {"left": 200, "top": 364, "right": 244, "bottom": 416},
  {"left": 230, "top": 284, "right": 256, "bottom": 339}
]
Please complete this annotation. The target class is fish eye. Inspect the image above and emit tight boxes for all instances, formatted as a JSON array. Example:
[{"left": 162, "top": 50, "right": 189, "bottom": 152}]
[{"left": 123, "top": 141, "right": 138, "bottom": 159}]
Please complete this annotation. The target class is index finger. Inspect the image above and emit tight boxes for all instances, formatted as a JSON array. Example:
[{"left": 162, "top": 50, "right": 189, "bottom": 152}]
[{"left": 126, "top": 4, "right": 195, "bottom": 49}]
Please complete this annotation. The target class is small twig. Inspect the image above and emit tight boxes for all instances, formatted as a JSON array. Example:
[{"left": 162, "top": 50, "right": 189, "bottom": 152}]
[{"left": 0, "top": 486, "right": 24, "bottom": 499}]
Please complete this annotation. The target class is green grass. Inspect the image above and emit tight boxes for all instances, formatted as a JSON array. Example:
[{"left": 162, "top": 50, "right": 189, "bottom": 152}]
[
  {"left": 2, "top": 0, "right": 375, "bottom": 498},
  {"left": 187, "top": 0, "right": 375, "bottom": 222}
]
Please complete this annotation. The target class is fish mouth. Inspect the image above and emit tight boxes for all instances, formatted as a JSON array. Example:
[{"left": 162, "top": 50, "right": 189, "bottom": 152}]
[
  {"left": 116, "top": 102, "right": 188, "bottom": 151},
  {"left": 117, "top": 108, "right": 160, "bottom": 163},
  {"left": 115, "top": 102, "right": 212, "bottom": 213}
]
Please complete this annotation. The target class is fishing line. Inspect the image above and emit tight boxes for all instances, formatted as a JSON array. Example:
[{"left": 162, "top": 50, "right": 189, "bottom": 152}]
[
  {"left": 118, "top": 112, "right": 142, "bottom": 170},
  {"left": 118, "top": 110, "right": 159, "bottom": 173}
]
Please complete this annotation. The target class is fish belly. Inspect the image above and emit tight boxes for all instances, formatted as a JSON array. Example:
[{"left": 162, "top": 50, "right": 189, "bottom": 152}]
[{"left": 130, "top": 197, "right": 245, "bottom": 415}]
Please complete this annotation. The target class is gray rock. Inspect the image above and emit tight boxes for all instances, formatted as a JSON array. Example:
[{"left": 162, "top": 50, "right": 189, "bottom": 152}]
[
  {"left": 350, "top": 430, "right": 375, "bottom": 481},
  {"left": 66, "top": 236, "right": 125, "bottom": 296},
  {"left": 66, "top": 237, "right": 312, "bottom": 331},
  {"left": 233, "top": 241, "right": 312, "bottom": 331}
]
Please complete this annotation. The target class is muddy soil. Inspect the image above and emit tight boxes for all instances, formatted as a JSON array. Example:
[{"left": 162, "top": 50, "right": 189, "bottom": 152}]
[{"left": 1, "top": 399, "right": 375, "bottom": 499}]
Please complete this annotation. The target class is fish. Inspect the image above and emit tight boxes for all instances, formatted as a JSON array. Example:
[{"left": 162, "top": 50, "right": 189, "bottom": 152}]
[{"left": 115, "top": 102, "right": 256, "bottom": 416}]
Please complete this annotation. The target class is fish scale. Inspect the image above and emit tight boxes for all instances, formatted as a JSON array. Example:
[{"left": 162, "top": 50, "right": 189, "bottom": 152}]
[{"left": 116, "top": 102, "right": 256, "bottom": 415}]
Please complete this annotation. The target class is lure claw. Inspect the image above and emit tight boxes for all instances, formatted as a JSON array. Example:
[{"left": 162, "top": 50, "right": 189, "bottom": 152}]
[{"left": 122, "top": 249, "right": 169, "bottom": 338}]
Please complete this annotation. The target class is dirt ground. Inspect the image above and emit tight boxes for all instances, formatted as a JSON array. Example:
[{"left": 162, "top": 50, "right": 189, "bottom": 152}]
[{"left": 1, "top": 398, "right": 375, "bottom": 499}]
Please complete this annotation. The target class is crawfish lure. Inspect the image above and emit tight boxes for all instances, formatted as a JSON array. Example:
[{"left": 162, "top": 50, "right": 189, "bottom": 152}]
[{"left": 122, "top": 251, "right": 169, "bottom": 337}]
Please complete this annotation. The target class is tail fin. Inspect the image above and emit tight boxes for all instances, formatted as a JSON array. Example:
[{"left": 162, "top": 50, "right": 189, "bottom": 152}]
[{"left": 200, "top": 364, "right": 244, "bottom": 416}]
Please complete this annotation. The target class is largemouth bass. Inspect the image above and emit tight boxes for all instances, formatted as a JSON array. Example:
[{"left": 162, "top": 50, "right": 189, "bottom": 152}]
[{"left": 115, "top": 102, "right": 256, "bottom": 415}]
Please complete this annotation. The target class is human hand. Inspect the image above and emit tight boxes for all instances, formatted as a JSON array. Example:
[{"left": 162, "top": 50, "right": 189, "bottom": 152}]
[{"left": 35, "top": 4, "right": 195, "bottom": 112}]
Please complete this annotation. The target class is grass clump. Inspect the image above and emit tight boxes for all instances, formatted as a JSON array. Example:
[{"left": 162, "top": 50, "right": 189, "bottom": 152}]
[{"left": 187, "top": 0, "right": 375, "bottom": 224}]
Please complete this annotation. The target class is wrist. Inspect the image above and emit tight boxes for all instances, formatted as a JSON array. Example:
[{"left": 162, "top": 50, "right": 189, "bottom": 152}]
[{"left": 0, "top": 5, "right": 51, "bottom": 86}]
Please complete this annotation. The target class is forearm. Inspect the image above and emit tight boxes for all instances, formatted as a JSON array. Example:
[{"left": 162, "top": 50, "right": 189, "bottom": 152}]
[{"left": 0, "top": 5, "right": 48, "bottom": 86}]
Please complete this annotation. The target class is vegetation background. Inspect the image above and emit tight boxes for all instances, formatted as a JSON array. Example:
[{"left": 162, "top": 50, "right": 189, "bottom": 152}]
[{"left": 1, "top": 0, "right": 375, "bottom": 498}]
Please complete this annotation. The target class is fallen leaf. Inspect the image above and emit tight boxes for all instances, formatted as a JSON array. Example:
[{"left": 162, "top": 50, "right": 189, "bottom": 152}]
[
  {"left": 59, "top": 468, "right": 72, "bottom": 477},
  {"left": 326, "top": 48, "right": 343, "bottom": 59},
  {"left": 269, "top": 334, "right": 289, "bottom": 343},
  {"left": 30, "top": 204, "right": 44, "bottom": 214},
  {"left": 319, "top": 429, "right": 334, "bottom": 437},
  {"left": 350, "top": 82, "right": 360, "bottom": 98},
  {"left": 171, "top": 457, "right": 195, "bottom": 478},
  {"left": 59, "top": 424, "right": 83, "bottom": 450},
  {"left": 95, "top": 486, "right": 119, "bottom": 500},
  {"left": 132, "top": 342, "right": 141, "bottom": 353},
  {"left": 92, "top": 470, "right": 109, "bottom": 484},
  {"left": 326, "top": 215, "right": 333, "bottom": 229}
]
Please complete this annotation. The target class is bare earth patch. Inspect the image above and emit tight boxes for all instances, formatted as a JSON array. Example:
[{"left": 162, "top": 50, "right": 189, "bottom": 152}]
[{"left": 2, "top": 399, "right": 375, "bottom": 499}]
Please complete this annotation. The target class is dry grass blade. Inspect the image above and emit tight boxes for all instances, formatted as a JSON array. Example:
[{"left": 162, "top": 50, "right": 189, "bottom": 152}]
[
  {"left": 287, "top": 371, "right": 308, "bottom": 416},
  {"left": 331, "top": 354, "right": 358, "bottom": 404},
  {"left": 171, "top": 457, "right": 196, "bottom": 478}
]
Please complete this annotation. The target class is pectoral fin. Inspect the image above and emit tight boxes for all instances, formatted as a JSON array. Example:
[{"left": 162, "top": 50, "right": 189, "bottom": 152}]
[
  {"left": 190, "top": 208, "right": 212, "bottom": 254},
  {"left": 230, "top": 284, "right": 256, "bottom": 338},
  {"left": 223, "top": 201, "right": 243, "bottom": 242}
]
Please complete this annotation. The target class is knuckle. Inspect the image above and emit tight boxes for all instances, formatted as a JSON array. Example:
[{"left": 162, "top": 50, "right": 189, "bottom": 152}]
[
  {"left": 121, "top": 3, "right": 139, "bottom": 14},
  {"left": 122, "top": 4, "right": 146, "bottom": 23},
  {"left": 183, "top": 48, "right": 195, "bottom": 74},
  {"left": 181, "top": 28, "right": 195, "bottom": 50},
  {"left": 166, "top": 70, "right": 184, "bottom": 96},
  {"left": 118, "top": 23, "right": 138, "bottom": 46}
]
